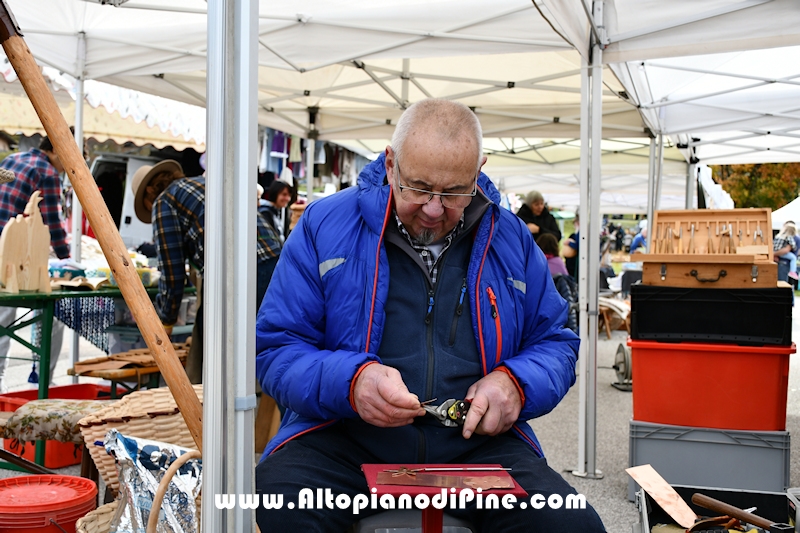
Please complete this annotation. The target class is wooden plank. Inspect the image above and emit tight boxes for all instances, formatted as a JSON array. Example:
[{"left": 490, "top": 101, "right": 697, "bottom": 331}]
[{"left": 626, "top": 464, "right": 697, "bottom": 529}]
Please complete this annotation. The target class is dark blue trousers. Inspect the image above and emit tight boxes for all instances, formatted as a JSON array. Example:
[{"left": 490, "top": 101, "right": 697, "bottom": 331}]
[{"left": 255, "top": 423, "right": 605, "bottom": 532}]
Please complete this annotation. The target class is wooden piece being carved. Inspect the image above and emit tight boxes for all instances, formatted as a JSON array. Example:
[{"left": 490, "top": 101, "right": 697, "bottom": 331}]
[{"left": 0, "top": 190, "right": 52, "bottom": 293}]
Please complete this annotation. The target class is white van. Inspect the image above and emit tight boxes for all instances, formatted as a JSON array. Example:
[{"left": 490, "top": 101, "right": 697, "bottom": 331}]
[
  {"left": 89, "top": 154, "right": 161, "bottom": 249},
  {"left": 89, "top": 149, "right": 204, "bottom": 248}
]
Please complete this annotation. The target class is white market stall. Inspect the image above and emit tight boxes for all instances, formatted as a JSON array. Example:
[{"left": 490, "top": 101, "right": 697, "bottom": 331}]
[{"left": 15, "top": 0, "right": 787, "bottom": 529}]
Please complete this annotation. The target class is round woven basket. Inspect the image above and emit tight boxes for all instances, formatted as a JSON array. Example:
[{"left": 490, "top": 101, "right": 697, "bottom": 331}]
[{"left": 77, "top": 385, "right": 203, "bottom": 492}]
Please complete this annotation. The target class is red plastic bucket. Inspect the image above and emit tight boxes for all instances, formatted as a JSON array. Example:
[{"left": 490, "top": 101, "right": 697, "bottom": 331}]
[{"left": 0, "top": 475, "right": 97, "bottom": 533}]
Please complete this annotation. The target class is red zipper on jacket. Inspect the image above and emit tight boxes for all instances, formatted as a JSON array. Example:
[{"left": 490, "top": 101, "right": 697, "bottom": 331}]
[
  {"left": 486, "top": 286, "right": 503, "bottom": 364},
  {"left": 475, "top": 213, "right": 495, "bottom": 376},
  {"left": 365, "top": 186, "right": 393, "bottom": 352},
  {"left": 273, "top": 187, "right": 394, "bottom": 455}
]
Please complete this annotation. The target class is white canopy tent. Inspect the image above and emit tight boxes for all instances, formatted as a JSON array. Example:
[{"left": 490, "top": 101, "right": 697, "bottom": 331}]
[
  {"left": 5, "top": 0, "right": 687, "bottom": 208},
  {"left": 771, "top": 196, "right": 800, "bottom": 230},
  {"left": 538, "top": 0, "right": 800, "bottom": 481},
  {"left": 541, "top": 0, "right": 800, "bottom": 166},
  {"left": 0, "top": 61, "right": 206, "bottom": 150},
  {"left": 5, "top": 1, "right": 740, "bottom": 528}
]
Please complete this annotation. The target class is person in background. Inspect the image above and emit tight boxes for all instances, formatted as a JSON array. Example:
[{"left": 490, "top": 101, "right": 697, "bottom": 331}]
[
  {"left": 629, "top": 227, "right": 647, "bottom": 254},
  {"left": 536, "top": 233, "right": 569, "bottom": 276},
  {"left": 259, "top": 180, "right": 292, "bottom": 242},
  {"left": 773, "top": 222, "right": 798, "bottom": 280},
  {"left": 132, "top": 159, "right": 281, "bottom": 383},
  {"left": 562, "top": 214, "right": 579, "bottom": 278},
  {"left": 783, "top": 220, "right": 800, "bottom": 270},
  {"left": 0, "top": 134, "right": 69, "bottom": 393},
  {"left": 515, "top": 190, "right": 562, "bottom": 241}
]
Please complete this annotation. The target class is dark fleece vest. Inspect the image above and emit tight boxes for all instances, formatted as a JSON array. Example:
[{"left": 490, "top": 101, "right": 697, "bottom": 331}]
[{"left": 341, "top": 226, "right": 491, "bottom": 463}]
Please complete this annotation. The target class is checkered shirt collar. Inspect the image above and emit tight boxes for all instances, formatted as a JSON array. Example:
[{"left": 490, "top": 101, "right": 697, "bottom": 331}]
[{"left": 393, "top": 211, "right": 465, "bottom": 284}]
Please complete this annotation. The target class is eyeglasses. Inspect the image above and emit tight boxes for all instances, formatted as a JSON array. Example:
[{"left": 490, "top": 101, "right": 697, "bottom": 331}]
[{"left": 394, "top": 161, "right": 477, "bottom": 209}]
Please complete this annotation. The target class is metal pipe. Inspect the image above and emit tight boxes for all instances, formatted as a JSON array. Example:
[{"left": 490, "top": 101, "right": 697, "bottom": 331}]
[
  {"left": 573, "top": 0, "right": 603, "bottom": 480},
  {"left": 645, "top": 137, "right": 656, "bottom": 253},
  {"left": 656, "top": 133, "right": 665, "bottom": 210},
  {"left": 686, "top": 162, "right": 696, "bottom": 209},
  {"left": 69, "top": 31, "right": 85, "bottom": 383},
  {"left": 574, "top": 53, "right": 590, "bottom": 479},
  {"left": 586, "top": 14, "right": 603, "bottom": 478}
]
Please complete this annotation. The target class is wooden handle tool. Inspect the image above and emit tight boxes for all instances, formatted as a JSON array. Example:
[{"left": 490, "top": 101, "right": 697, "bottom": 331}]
[
  {"left": 666, "top": 227, "right": 673, "bottom": 254},
  {"left": 691, "top": 493, "right": 779, "bottom": 530},
  {"left": 677, "top": 225, "right": 683, "bottom": 255},
  {"left": 707, "top": 223, "right": 714, "bottom": 254},
  {"left": 688, "top": 224, "right": 695, "bottom": 254},
  {"left": 0, "top": 2, "right": 203, "bottom": 451},
  {"left": 654, "top": 224, "right": 661, "bottom": 254}
]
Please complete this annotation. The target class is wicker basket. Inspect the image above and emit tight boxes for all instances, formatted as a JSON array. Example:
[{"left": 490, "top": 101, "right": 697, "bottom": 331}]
[
  {"left": 75, "top": 498, "right": 202, "bottom": 533},
  {"left": 76, "top": 501, "right": 118, "bottom": 533},
  {"left": 78, "top": 385, "right": 203, "bottom": 492}
]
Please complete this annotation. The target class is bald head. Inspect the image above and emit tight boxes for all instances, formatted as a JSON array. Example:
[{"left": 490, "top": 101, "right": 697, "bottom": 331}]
[{"left": 391, "top": 99, "right": 483, "bottom": 172}]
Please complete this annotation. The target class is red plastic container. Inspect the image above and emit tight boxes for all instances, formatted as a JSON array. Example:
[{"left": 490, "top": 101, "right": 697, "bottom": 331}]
[
  {"left": 0, "top": 384, "right": 114, "bottom": 469},
  {"left": 0, "top": 475, "right": 97, "bottom": 533},
  {"left": 629, "top": 340, "right": 794, "bottom": 431}
]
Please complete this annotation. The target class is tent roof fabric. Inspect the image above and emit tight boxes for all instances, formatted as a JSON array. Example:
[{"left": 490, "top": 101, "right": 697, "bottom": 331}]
[
  {"left": 7, "top": 0, "right": 643, "bottom": 141},
  {"left": 541, "top": 0, "right": 800, "bottom": 166},
  {"left": 0, "top": 54, "right": 205, "bottom": 150},
  {"left": 3, "top": 0, "right": 675, "bottom": 213}
]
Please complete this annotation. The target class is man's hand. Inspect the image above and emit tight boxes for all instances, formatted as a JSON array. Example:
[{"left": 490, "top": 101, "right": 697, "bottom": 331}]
[
  {"left": 526, "top": 222, "right": 540, "bottom": 234},
  {"left": 462, "top": 370, "right": 522, "bottom": 439},
  {"left": 353, "top": 363, "right": 425, "bottom": 427}
]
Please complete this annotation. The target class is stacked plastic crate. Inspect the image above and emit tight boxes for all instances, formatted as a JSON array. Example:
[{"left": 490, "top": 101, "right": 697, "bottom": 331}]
[{"left": 628, "top": 208, "right": 795, "bottom": 501}]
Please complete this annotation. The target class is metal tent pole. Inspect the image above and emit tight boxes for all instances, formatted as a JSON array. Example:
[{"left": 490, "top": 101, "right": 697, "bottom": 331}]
[
  {"left": 574, "top": 53, "right": 590, "bottom": 478},
  {"left": 69, "top": 32, "right": 85, "bottom": 383},
  {"left": 204, "top": 0, "right": 258, "bottom": 531},
  {"left": 645, "top": 137, "right": 656, "bottom": 253},
  {"left": 655, "top": 133, "right": 664, "bottom": 210},
  {"left": 306, "top": 107, "right": 318, "bottom": 204},
  {"left": 573, "top": 0, "right": 603, "bottom": 480},
  {"left": 686, "top": 162, "right": 696, "bottom": 209}
]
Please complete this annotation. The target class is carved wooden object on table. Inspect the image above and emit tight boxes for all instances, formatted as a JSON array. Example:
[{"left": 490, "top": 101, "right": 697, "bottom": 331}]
[{"left": 0, "top": 191, "right": 51, "bottom": 294}]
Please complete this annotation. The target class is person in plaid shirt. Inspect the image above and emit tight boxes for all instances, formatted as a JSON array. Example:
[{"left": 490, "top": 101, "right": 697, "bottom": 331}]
[
  {"left": 0, "top": 136, "right": 69, "bottom": 393},
  {"left": 773, "top": 221, "right": 798, "bottom": 280},
  {"left": 132, "top": 159, "right": 281, "bottom": 383}
]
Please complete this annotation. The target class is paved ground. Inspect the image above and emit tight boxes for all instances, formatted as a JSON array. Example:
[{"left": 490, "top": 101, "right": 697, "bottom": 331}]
[{"left": 2, "top": 308, "right": 799, "bottom": 533}]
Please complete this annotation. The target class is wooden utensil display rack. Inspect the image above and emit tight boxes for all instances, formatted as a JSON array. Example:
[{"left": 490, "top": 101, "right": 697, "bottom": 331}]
[{"left": 641, "top": 208, "right": 777, "bottom": 289}]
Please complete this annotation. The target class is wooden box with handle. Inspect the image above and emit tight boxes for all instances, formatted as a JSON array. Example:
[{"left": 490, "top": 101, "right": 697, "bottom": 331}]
[{"left": 640, "top": 208, "right": 778, "bottom": 288}]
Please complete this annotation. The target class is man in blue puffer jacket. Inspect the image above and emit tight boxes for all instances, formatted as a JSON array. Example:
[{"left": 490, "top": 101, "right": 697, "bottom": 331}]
[{"left": 255, "top": 99, "right": 605, "bottom": 532}]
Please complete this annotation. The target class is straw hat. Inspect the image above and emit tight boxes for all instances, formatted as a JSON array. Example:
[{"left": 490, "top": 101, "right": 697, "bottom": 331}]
[{"left": 131, "top": 160, "right": 183, "bottom": 223}]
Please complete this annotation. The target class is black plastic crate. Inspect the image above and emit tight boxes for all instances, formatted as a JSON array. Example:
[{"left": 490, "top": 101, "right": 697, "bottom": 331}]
[{"left": 631, "top": 284, "right": 792, "bottom": 346}]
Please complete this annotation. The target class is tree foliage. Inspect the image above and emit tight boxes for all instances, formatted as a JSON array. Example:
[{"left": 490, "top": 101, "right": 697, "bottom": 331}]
[{"left": 711, "top": 163, "right": 800, "bottom": 210}]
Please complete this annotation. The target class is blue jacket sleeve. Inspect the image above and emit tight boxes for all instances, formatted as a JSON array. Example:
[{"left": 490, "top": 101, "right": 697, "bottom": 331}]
[
  {"left": 501, "top": 224, "right": 579, "bottom": 421},
  {"left": 255, "top": 210, "right": 379, "bottom": 420}
]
